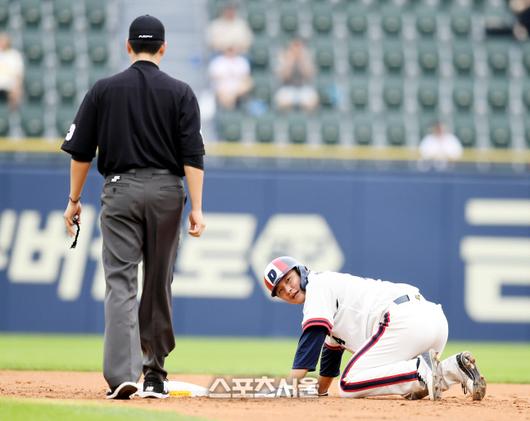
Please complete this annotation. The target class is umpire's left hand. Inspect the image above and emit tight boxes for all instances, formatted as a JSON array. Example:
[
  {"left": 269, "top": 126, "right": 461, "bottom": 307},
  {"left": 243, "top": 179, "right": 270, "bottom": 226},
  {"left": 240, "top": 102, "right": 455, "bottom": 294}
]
[
  {"left": 188, "top": 209, "right": 205, "bottom": 237},
  {"left": 64, "top": 200, "right": 82, "bottom": 237}
]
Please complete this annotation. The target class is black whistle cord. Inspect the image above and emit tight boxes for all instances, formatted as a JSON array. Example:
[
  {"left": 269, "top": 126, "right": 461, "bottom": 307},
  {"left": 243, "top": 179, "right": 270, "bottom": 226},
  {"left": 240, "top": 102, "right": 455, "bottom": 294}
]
[{"left": 70, "top": 216, "right": 80, "bottom": 249}]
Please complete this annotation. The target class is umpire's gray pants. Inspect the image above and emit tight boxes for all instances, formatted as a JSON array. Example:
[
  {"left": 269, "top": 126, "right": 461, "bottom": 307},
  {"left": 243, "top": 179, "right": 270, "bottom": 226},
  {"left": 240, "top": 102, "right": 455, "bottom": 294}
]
[{"left": 100, "top": 168, "right": 185, "bottom": 388}]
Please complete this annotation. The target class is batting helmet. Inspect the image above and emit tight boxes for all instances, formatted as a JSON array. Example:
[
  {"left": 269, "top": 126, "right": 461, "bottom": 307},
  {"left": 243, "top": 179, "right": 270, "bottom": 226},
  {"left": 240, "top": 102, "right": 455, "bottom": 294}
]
[{"left": 263, "top": 256, "right": 309, "bottom": 297}]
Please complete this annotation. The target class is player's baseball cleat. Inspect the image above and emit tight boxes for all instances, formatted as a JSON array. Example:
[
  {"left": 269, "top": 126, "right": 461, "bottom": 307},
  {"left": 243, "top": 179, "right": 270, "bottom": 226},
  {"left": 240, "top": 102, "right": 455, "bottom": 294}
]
[
  {"left": 137, "top": 377, "right": 169, "bottom": 399},
  {"left": 417, "top": 349, "right": 442, "bottom": 401},
  {"left": 106, "top": 381, "right": 138, "bottom": 399},
  {"left": 456, "top": 351, "right": 486, "bottom": 401}
]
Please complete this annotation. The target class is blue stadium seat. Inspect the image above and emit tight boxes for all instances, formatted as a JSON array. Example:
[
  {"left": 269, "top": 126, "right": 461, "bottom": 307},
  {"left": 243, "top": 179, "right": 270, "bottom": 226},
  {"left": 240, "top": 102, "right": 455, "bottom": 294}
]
[
  {"left": 288, "top": 113, "right": 307, "bottom": 144},
  {"left": 353, "top": 115, "right": 373, "bottom": 145},
  {"left": 21, "top": 105, "right": 45, "bottom": 137},
  {"left": 417, "top": 79, "right": 439, "bottom": 112},
  {"left": 453, "top": 114, "right": 476, "bottom": 148},
  {"left": 0, "top": 0, "right": 9, "bottom": 29},
  {"left": 255, "top": 114, "right": 275, "bottom": 143},
  {"left": 20, "top": 0, "right": 42, "bottom": 28},
  {"left": 320, "top": 114, "right": 340, "bottom": 145},
  {"left": 24, "top": 68, "right": 45, "bottom": 103},
  {"left": 0, "top": 103, "right": 9, "bottom": 136},
  {"left": 385, "top": 114, "right": 406, "bottom": 146},
  {"left": 53, "top": 0, "right": 74, "bottom": 29},
  {"left": 348, "top": 41, "right": 369, "bottom": 74},
  {"left": 383, "top": 78, "right": 403, "bottom": 110},
  {"left": 453, "top": 79, "right": 474, "bottom": 112},
  {"left": 489, "top": 117, "right": 511, "bottom": 148},
  {"left": 216, "top": 111, "right": 242, "bottom": 142}
]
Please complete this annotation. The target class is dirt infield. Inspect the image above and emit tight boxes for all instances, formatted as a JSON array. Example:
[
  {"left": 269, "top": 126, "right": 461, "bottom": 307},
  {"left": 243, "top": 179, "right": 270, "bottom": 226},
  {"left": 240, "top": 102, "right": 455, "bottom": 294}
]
[{"left": 0, "top": 371, "right": 529, "bottom": 421}]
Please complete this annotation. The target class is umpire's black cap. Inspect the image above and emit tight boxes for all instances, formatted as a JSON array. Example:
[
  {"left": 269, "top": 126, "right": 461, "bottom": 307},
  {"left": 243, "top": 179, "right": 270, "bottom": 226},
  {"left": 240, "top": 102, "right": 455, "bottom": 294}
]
[{"left": 128, "top": 15, "right": 165, "bottom": 42}]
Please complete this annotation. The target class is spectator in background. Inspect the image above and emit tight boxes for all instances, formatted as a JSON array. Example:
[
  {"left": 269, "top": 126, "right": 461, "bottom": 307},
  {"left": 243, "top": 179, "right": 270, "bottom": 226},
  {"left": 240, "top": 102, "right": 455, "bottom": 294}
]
[
  {"left": 274, "top": 38, "right": 319, "bottom": 112},
  {"left": 510, "top": 0, "right": 530, "bottom": 40},
  {"left": 208, "top": 46, "right": 253, "bottom": 110},
  {"left": 0, "top": 33, "right": 24, "bottom": 110},
  {"left": 206, "top": 3, "right": 253, "bottom": 55},
  {"left": 419, "top": 122, "right": 463, "bottom": 171}
]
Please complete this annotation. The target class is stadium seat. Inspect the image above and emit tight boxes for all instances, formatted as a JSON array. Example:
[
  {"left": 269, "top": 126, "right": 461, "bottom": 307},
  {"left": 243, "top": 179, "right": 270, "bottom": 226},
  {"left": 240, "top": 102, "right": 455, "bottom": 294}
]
[
  {"left": 21, "top": 105, "right": 44, "bottom": 137},
  {"left": 0, "top": 0, "right": 9, "bottom": 29},
  {"left": 385, "top": 115, "right": 406, "bottom": 146},
  {"left": 348, "top": 41, "right": 369, "bottom": 74},
  {"left": 53, "top": 0, "right": 74, "bottom": 29},
  {"left": 383, "top": 78, "right": 403, "bottom": 110},
  {"left": 487, "top": 44, "right": 509, "bottom": 76},
  {"left": 23, "top": 30, "right": 45, "bottom": 66},
  {"left": 522, "top": 44, "right": 530, "bottom": 75},
  {"left": 381, "top": 8, "right": 402, "bottom": 36},
  {"left": 0, "top": 104, "right": 9, "bottom": 136},
  {"left": 56, "top": 105, "right": 75, "bottom": 137},
  {"left": 315, "top": 40, "right": 335, "bottom": 74},
  {"left": 85, "top": 0, "right": 106, "bottom": 29},
  {"left": 453, "top": 114, "right": 476, "bottom": 148},
  {"left": 416, "top": 7, "right": 437, "bottom": 37},
  {"left": 288, "top": 114, "right": 307, "bottom": 144},
  {"left": 279, "top": 4, "right": 298, "bottom": 35},
  {"left": 489, "top": 118, "right": 511, "bottom": 148},
  {"left": 55, "top": 32, "right": 76, "bottom": 66},
  {"left": 522, "top": 82, "right": 530, "bottom": 111},
  {"left": 255, "top": 114, "right": 275, "bottom": 143},
  {"left": 320, "top": 115, "right": 340, "bottom": 145},
  {"left": 487, "top": 80, "right": 509, "bottom": 112},
  {"left": 24, "top": 69, "right": 45, "bottom": 103},
  {"left": 417, "top": 79, "right": 439, "bottom": 111},
  {"left": 20, "top": 0, "right": 42, "bottom": 27},
  {"left": 453, "top": 79, "right": 474, "bottom": 112},
  {"left": 353, "top": 115, "right": 373, "bottom": 145},
  {"left": 452, "top": 43, "right": 474, "bottom": 76},
  {"left": 346, "top": 5, "right": 368, "bottom": 37},
  {"left": 317, "top": 76, "right": 338, "bottom": 109},
  {"left": 350, "top": 79, "right": 369, "bottom": 110},
  {"left": 247, "top": 3, "right": 266, "bottom": 34},
  {"left": 418, "top": 41, "right": 439, "bottom": 75},
  {"left": 56, "top": 71, "right": 77, "bottom": 104},
  {"left": 383, "top": 41, "right": 404, "bottom": 74},
  {"left": 87, "top": 33, "right": 109, "bottom": 66},
  {"left": 450, "top": 8, "right": 472, "bottom": 37},
  {"left": 251, "top": 73, "right": 272, "bottom": 106},
  {"left": 312, "top": 4, "right": 333, "bottom": 35},
  {"left": 248, "top": 39, "right": 269, "bottom": 71},
  {"left": 216, "top": 111, "right": 242, "bottom": 142}
]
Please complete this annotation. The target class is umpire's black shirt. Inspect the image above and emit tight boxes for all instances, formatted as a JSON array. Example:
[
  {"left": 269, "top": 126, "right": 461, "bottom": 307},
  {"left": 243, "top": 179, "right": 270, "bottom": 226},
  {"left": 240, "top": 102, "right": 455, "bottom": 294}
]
[{"left": 61, "top": 60, "right": 205, "bottom": 176}]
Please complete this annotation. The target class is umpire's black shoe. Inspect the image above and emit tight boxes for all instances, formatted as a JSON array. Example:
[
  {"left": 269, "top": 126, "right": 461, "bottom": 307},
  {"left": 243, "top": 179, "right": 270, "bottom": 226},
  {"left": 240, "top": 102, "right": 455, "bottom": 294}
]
[
  {"left": 138, "top": 376, "right": 169, "bottom": 399},
  {"left": 106, "top": 381, "right": 138, "bottom": 400}
]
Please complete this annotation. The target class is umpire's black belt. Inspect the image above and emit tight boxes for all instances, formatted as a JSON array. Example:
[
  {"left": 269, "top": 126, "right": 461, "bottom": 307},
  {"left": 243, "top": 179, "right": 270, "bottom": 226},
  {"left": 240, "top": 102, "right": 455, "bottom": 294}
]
[
  {"left": 106, "top": 168, "right": 178, "bottom": 178},
  {"left": 123, "top": 168, "right": 174, "bottom": 175}
]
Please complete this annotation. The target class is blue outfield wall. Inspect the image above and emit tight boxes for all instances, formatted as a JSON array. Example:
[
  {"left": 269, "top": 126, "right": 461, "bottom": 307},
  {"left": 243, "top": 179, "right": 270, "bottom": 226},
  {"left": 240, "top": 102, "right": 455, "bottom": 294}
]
[{"left": 0, "top": 163, "right": 529, "bottom": 341}]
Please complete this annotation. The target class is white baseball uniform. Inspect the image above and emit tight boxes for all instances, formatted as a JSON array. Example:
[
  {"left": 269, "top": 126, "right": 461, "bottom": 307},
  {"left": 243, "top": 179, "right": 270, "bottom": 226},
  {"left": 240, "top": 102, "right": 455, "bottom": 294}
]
[{"left": 301, "top": 271, "right": 448, "bottom": 397}]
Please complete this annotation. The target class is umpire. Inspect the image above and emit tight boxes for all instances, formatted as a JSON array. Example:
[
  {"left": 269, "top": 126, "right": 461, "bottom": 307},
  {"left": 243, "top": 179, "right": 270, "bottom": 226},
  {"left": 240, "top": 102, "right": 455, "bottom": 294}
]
[{"left": 61, "top": 15, "right": 206, "bottom": 400}]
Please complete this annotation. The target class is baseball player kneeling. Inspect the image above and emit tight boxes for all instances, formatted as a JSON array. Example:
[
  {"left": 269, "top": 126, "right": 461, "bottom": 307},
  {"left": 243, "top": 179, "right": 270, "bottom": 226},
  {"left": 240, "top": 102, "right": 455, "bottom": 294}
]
[{"left": 263, "top": 256, "right": 487, "bottom": 401}]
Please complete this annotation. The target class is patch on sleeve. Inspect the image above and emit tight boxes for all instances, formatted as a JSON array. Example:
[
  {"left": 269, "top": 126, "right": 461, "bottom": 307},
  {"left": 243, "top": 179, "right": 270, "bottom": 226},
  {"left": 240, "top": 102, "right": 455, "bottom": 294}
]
[{"left": 65, "top": 123, "right": 76, "bottom": 141}]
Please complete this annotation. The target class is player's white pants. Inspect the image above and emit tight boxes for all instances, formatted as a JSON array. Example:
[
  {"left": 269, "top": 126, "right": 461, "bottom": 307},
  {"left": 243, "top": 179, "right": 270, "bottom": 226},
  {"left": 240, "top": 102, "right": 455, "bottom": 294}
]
[{"left": 338, "top": 297, "right": 448, "bottom": 398}]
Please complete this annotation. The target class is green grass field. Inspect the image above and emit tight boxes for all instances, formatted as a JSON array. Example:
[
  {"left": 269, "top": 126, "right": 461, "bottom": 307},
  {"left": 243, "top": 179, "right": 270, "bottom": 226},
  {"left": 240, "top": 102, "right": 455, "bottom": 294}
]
[
  {"left": 0, "top": 398, "right": 207, "bottom": 421},
  {"left": 0, "top": 334, "right": 529, "bottom": 382},
  {"left": 0, "top": 334, "right": 529, "bottom": 421}
]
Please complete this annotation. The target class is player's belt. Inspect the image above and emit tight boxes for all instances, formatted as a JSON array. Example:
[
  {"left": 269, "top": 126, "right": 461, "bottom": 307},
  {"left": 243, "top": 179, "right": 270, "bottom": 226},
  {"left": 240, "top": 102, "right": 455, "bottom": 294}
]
[{"left": 393, "top": 295, "right": 410, "bottom": 305}]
